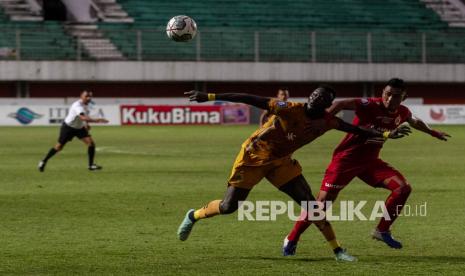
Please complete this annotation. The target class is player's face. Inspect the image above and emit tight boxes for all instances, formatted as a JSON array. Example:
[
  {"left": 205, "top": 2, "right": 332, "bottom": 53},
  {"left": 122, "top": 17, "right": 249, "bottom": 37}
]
[
  {"left": 306, "top": 89, "right": 333, "bottom": 117},
  {"left": 277, "top": 90, "right": 289, "bottom": 101},
  {"left": 382, "top": 86, "right": 405, "bottom": 112},
  {"left": 80, "top": 91, "right": 93, "bottom": 105}
]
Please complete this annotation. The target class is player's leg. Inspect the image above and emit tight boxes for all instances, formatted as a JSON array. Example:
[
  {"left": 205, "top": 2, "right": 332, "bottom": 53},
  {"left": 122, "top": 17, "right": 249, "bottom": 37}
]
[
  {"left": 269, "top": 159, "right": 355, "bottom": 261},
  {"left": 198, "top": 185, "right": 251, "bottom": 219},
  {"left": 279, "top": 176, "right": 353, "bottom": 259},
  {"left": 283, "top": 160, "right": 356, "bottom": 252},
  {"left": 177, "top": 157, "right": 263, "bottom": 241},
  {"left": 79, "top": 132, "right": 100, "bottom": 170},
  {"left": 359, "top": 160, "right": 412, "bottom": 249},
  {"left": 178, "top": 185, "right": 251, "bottom": 241},
  {"left": 285, "top": 188, "right": 341, "bottom": 245},
  {"left": 38, "top": 124, "right": 70, "bottom": 172}
]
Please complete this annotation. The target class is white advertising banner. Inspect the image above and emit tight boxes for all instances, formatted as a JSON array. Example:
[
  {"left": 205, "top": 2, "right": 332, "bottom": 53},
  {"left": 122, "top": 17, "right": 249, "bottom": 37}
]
[
  {"left": 0, "top": 105, "right": 120, "bottom": 126},
  {"left": 407, "top": 105, "right": 465, "bottom": 125}
]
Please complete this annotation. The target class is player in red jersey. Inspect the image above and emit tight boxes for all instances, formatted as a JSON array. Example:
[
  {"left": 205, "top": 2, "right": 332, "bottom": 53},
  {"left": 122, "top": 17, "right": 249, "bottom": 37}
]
[{"left": 282, "top": 78, "right": 450, "bottom": 254}]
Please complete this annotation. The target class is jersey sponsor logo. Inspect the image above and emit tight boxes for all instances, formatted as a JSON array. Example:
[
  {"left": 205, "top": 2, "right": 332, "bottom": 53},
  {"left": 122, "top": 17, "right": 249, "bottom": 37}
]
[
  {"left": 286, "top": 132, "right": 296, "bottom": 141},
  {"left": 121, "top": 105, "right": 221, "bottom": 125},
  {"left": 360, "top": 98, "right": 369, "bottom": 106},
  {"left": 277, "top": 101, "right": 288, "bottom": 108},
  {"left": 324, "top": 182, "right": 344, "bottom": 189},
  {"left": 376, "top": 116, "right": 394, "bottom": 124},
  {"left": 7, "top": 107, "right": 43, "bottom": 125}
]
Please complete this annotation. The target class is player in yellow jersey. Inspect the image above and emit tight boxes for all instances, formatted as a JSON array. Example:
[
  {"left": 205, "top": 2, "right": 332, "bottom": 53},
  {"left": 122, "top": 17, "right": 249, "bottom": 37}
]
[{"left": 178, "top": 86, "right": 410, "bottom": 261}]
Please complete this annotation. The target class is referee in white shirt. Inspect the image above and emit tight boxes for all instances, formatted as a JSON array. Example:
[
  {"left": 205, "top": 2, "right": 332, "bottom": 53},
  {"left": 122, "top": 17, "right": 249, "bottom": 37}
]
[{"left": 38, "top": 90, "right": 108, "bottom": 172}]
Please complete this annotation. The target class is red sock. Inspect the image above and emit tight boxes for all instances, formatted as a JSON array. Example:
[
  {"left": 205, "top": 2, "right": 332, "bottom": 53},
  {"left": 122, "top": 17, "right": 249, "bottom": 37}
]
[
  {"left": 288, "top": 211, "right": 312, "bottom": 241},
  {"left": 377, "top": 179, "right": 412, "bottom": 232}
]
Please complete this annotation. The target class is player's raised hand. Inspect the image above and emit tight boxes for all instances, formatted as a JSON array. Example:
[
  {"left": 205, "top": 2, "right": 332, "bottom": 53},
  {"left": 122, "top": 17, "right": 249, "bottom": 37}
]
[
  {"left": 184, "top": 90, "right": 209, "bottom": 102},
  {"left": 389, "top": 125, "right": 412, "bottom": 139},
  {"left": 431, "top": 130, "right": 451, "bottom": 141}
]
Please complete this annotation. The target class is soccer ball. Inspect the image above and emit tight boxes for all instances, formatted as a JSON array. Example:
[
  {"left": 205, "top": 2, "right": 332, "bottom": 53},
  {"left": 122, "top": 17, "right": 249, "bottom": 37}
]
[{"left": 166, "top": 15, "right": 197, "bottom": 42}]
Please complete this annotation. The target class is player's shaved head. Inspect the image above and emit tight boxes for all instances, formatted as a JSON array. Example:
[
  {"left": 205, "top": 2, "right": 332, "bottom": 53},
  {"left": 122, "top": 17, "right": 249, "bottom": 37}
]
[{"left": 306, "top": 85, "right": 336, "bottom": 118}]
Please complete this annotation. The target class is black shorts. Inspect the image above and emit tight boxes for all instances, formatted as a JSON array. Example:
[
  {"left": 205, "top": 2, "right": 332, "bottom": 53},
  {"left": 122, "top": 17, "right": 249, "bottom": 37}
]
[{"left": 58, "top": 123, "right": 90, "bottom": 145}]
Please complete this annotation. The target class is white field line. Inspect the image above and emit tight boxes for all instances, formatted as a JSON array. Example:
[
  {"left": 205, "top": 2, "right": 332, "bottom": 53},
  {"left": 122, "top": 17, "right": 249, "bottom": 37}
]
[{"left": 96, "top": 147, "right": 159, "bottom": 156}]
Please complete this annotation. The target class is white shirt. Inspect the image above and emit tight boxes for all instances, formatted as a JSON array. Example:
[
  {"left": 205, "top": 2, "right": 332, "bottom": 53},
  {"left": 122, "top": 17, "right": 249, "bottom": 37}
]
[{"left": 64, "top": 100, "right": 89, "bottom": 129}]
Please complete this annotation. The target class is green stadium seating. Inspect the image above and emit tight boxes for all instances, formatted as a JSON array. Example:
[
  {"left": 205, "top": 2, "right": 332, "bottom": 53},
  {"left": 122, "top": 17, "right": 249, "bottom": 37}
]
[
  {"left": 97, "top": 0, "right": 464, "bottom": 62},
  {"left": 1, "top": 0, "right": 465, "bottom": 62},
  {"left": 0, "top": 9, "right": 78, "bottom": 60}
]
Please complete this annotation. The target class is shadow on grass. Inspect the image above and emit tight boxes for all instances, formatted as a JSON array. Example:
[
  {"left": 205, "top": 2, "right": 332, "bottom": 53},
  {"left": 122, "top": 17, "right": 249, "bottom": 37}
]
[
  {"left": 363, "top": 255, "right": 465, "bottom": 264},
  {"left": 236, "top": 256, "right": 333, "bottom": 263},
  {"left": 236, "top": 255, "right": 465, "bottom": 264}
]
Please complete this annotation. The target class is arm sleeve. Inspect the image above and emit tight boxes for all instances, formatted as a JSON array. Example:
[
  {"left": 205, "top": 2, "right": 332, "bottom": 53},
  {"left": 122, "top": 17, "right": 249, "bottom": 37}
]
[
  {"left": 402, "top": 106, "right": 412, "bottom": 123},
  {"left": 354, "top": 98, "right": 374, "bottom": 118}
]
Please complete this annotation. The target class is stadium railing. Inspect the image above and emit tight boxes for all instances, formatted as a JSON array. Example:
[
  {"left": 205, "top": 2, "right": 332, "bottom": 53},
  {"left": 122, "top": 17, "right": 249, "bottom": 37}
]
[{"left": 1, "top": 29, "right": 465, "bottom": 63}]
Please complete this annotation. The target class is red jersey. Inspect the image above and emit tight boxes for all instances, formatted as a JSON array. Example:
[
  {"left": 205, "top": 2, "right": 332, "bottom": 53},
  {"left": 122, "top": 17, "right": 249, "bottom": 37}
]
[{"left": 332, "top": 98, "right": 411, "bottom": 161}]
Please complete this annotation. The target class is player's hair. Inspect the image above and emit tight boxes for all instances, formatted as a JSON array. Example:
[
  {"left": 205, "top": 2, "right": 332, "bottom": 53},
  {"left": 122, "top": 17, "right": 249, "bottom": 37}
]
[
  {"left": 316, "top": 85, "right": 336, "bottom": 100},
  {"left": 386, "top": 78, "right": 405, "bottom": 91},
  {"left": 80, "top": 90, "right": 93, "bottom": 96},
  {"left": 277, "top": 87, "right": 290, "bottom": 96}
]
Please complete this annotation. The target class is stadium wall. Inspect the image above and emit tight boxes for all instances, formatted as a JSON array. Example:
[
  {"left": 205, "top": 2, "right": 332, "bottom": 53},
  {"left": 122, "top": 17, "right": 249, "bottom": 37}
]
[
  {"left": 1, "top": 81, "right": 465, "bottom": 104},
  {"left": 1, "top": 61, "right": 465, "bottom": 83}
]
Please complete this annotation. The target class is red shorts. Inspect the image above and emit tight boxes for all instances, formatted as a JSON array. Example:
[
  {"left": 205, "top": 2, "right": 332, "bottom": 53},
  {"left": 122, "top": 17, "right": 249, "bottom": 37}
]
[{"left": 320, "top": 158, "right": 406, "bottom": 193}]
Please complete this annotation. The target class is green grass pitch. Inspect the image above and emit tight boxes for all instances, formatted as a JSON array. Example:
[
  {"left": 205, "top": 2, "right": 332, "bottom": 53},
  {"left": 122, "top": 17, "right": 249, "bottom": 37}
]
[{"left": 1, "top": 125, "right": 464, "bottom": 275}]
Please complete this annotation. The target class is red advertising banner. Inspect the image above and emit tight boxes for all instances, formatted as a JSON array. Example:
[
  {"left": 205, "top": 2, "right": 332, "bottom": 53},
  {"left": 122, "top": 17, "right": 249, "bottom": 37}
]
[{"left": 121, "top": 105, "right": 249, "bottom": 125}]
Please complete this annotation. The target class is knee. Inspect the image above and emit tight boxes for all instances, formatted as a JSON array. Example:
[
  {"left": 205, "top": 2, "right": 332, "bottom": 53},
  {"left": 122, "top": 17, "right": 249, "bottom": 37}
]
[
  {"left": 401, "top": 184, "right": 412, "bottom": 196},
  {"left": 387, "top": 177, "right": 412, "bottom": 196},
  {"left": 89, "top": 142, "right": 95, "bottom": 147},
  {"left": 314, "top": 220, "right": 330, "bottom": 231},
  {"left": 220, "top": 200, "right": 238, "bottom": 214},
  {"left": 55, "top": 144, "right": 63, "bottom": 151}
]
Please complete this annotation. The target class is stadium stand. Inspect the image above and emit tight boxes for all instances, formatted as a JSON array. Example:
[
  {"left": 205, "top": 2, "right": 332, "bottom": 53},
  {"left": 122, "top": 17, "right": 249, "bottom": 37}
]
[
  {"left": 1, "top": 0, "right": 465, "bottom": 62},
  {"left": 0, "top": 9, "right": 78, "bottom": 60},
  {"left": 97, "top": 0, "right": 465, "bottom": 62}
]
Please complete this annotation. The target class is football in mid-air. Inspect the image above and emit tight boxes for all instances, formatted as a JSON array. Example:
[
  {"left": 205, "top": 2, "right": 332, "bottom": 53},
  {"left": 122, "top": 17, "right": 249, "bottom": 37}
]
[{"left": 166, "top": 15, "right": 197, "bottom": 42}]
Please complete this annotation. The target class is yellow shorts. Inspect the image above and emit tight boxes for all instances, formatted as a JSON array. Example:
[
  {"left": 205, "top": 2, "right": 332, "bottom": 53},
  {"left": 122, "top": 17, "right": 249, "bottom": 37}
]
[{"left": 228, "top": 151, "right": 302, "bottom": 190}]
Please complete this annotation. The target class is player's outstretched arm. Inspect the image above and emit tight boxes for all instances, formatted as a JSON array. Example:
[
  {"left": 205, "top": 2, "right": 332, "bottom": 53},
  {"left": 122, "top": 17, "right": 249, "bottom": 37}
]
[
  {"left": 184, "top": 90, "right": 270, "bottom": 110},
  {"left": 407, "top": 115, "right": 450, "bottom": 141},
  {"left": 335, "top": 118, "right": 411, "bottom": 139},
  {"left": 327, "top": 99, "right": 358, "bottom": 115},
  {"left": 79, "top": 114, "right": 109, "bottom": 124}
]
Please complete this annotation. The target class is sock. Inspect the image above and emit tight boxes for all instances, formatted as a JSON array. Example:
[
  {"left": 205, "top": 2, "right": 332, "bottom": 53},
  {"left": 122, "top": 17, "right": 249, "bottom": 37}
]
[
  {"left": 377, "top": 179, "right": 412, "bottom": 232},
  {"left": 329, "top": 239, "right": 342, "bottom": 254},
  {"left": 43, "top": 148, "right": 58, "bottom": 162},
  {"left": 287, "top": 211, "right": 312, "bottom": 241},
  {"left": 88, "top": 145, "right": 95, "bottom": 167},
  {"left": 192, "top": 200, "right": 222, "bottom": 221}
]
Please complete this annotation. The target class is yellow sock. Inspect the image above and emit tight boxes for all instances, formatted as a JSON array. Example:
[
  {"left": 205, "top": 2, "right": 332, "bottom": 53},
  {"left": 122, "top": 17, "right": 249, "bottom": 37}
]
[
  {"left": 328, "top": 239, "right": 341, "bottom": 250},
  {"left": 193, "top": 200, "right": 222, "bottom": 220}
]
